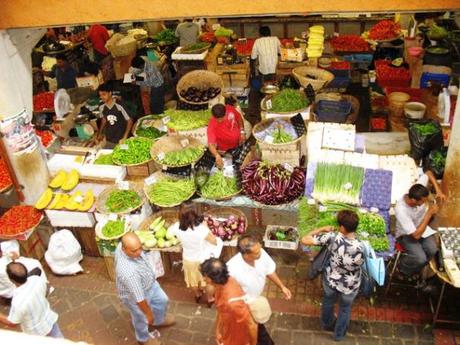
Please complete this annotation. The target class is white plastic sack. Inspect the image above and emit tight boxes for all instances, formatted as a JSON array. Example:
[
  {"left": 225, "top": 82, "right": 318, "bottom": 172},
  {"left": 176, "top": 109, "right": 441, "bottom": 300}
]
[
  {"left": 45, "top": 229, "right": 83, "bottom": 275},
  {"left": 145, "top": 251, "right": 164, "bottom": 278},
  {"left": 200, "top": 237, "right": 223, "bottom": 263}
]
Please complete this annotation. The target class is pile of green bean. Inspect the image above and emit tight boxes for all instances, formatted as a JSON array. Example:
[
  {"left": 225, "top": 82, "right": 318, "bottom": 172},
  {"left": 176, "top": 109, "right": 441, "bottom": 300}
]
[
  {"left": 105, "top": 190, "right": 141, "bottom": 213},
  {"left": 147, "top": 178, "right": 195, "bottom": 206},
  {"left": 201, "top": 171, "right": 239, "bottom": 199},
  {"left": 112, "top": 138, "right": 153, "bottom": 165},
  {"left": 160, "top": 146, "right": 205, "bottom": 166},
  {"left": 102, "top": 220, "right": 125, "bottom": 238}
]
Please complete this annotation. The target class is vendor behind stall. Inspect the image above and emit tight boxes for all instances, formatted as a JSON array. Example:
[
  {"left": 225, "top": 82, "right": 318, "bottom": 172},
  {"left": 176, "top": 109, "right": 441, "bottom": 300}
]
[
  {"left": 87, "top": 24, "right": 110, "bottom": 64},
  {"left": 96, "top": 83, "right": 133, "bottom": 148},
  {"left": 175, "top": 19, "right": 200, "bottom": 47},
  {"left": 43, "top": 54, "right": 78, "bottom": 90},
  {"left": 251, "top": 26, "right": 281, "bottom": 83},
  {"left": 207, "top": 103, "right": 245, "bottom": 169}
]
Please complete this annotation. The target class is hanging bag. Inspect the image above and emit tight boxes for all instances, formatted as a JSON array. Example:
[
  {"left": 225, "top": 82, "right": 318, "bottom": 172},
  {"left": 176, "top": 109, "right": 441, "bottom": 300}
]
[
  {"left": 307, "top": 234, "right": 337, "bottom": 280},
  {"left": 363, "top": 242, "right": 386, "bottom": 286},
  {"left": 359, "top": 244, "right": 376, "bottom": 298}
]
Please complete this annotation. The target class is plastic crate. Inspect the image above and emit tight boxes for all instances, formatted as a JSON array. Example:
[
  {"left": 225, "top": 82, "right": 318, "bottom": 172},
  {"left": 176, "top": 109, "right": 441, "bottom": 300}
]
[
  {"left": 384, "top": 87, "right": 423, "bottom": 102},
  {"left": 263, "top": 225, "right": 299, "bottom": 250},
  {"left": 343, "top": 54, "right": 373, "bottom": 69},
  {"left": 420, "top": 72, "right": 450, "bottom": 89},
  {"left": 316, "top": 100, "right": 352, "bottom": 123},
  {"left": 325, "top": 77, "right": 351, "bottom": 91}
]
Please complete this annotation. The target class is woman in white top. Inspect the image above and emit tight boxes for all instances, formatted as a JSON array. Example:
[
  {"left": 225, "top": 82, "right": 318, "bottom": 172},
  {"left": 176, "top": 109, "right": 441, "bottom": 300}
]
[{"left": 168, "top": 202, "right": 217, "bottom": 305}]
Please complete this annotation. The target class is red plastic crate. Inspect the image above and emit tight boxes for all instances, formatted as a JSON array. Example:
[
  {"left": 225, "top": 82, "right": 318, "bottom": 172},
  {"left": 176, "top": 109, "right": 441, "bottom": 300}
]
[
  {"left": 385, "top": 87, "right": 423, "bottom": 102},
  {"left": 375, "top": 60, "right": 411, "bottom": 88}
]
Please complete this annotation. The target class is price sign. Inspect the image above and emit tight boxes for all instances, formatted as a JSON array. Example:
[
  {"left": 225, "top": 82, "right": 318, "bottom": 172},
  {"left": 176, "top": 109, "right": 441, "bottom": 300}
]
[
  {"left": 180, "top": 139, "right": 189, "bottom": 147},
  {"left": 160, "top": 125, "right": 168, "bottom": 132},
  {"left": 108, "top": 213, "right": 117, "bottom": 221},
  {"left": 120, "top": 144, "right": 128, "bottom": 150},
  {"left": 223, "top": 169, "right": 234, "bottom": 178},
  {"left": 266, "top": 99, "right": 272, "bottom": 110},
  {"left": 145, "top": 175, "right": 157, "bottom": 186},
  {"left": 265, "top": 135, "right": 274, "bottom": 144},
  {"left": 283, "top": 163, "right": 294, "bottom": 173},
  {"left": 162, "top": 116, "right": 171, "bottom": 124},
  {"left": 157, "top": 152, "right": 165, "bottom": 161},
  {"left": 117, "top": 181, "right": 129, "bottom": 190}
]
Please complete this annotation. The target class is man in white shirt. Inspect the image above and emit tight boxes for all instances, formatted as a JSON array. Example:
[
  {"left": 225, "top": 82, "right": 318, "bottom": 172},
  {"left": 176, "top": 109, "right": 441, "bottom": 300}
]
[
  {"left": 251, "top": 26, "right": 281, "bottom": 83},
  {"left": 0, "top": 262, "right": 62, "bottom": 338},
  {"left": 0, "top": 240, "right": 47, "bottom": 300},
  {"left": 395, "top": 170, "right": 445, "bottom": 276}
]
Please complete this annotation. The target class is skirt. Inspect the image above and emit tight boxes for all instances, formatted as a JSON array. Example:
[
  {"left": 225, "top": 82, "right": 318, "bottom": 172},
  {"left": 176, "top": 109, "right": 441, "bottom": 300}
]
[{"left": 183, "top": 259, "right": 206, "bottom": 288}]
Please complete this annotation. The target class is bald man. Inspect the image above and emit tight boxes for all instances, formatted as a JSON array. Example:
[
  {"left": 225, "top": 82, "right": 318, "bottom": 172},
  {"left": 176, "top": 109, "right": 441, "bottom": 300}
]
[{"left": 115, "top": 233, "right": 175, "bottom": 345}]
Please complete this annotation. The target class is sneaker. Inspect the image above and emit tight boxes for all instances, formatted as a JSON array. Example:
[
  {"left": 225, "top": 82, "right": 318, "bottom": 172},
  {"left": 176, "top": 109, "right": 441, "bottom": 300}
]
[{"left": 156, "top": 314, "right": 176, "bottom": 328}]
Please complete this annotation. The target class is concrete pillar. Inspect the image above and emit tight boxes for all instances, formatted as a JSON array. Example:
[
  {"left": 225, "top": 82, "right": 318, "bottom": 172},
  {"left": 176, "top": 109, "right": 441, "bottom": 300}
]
[
  {"left": 0, "top": 28, "right": 49, "bottom": 205},
  {"left": 437, "top": 84, "right": 460, "bottom": 226}
]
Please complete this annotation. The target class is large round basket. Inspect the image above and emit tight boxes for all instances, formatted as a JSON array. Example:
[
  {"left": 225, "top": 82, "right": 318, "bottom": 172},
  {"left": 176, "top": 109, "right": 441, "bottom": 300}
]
[
  {"left": 95, "top": 218, "right": 130, "bottom": 240},
  {"left": 252, "top": 118, "right": 304, "bottom": 147},
  {"left": 176, "top": 70, "right": 224, "bottom": 105},
  {"left": 138, "top": 209, "right": 179, "bottom": 232},
  {"left": 311, "top": 94, "right": 360, "bottom": 125},
  {"left": 143, "top": 171, "right": 196, "bottom": 208},
  {"left": 204, "top": 207, "right": 248, "bottom": 236},
  {"left": 96, "top": 183, "right": 145, "bottom": 215},
  {"left": 112, "top": 137, "right": 155, "bottom": 167},
  {"left": 292, "top": 66, "right": 334, "bottom": 91},
  {"left": 150, "top": 135, "right": 205, "bottom": 167},
  {"left": 0, "top": 214, "right": 43, "bottom": 240},
  {"left": 132, "top": 115, "right": 166, "bottom": 139}
]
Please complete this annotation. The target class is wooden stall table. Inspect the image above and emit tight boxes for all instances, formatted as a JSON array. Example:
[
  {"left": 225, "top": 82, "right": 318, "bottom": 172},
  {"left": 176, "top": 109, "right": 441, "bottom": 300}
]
[
  {"left": 429, "top": 259, "right": 460, "bottom": 327},
  {"left": 215, "top": 61, "right": 250, "bottom": 89}
]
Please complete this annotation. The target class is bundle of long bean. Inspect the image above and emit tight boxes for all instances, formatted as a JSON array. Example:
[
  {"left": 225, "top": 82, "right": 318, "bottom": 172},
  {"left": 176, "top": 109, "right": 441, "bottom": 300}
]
[
  {"left": 146, "top": 178, "right": 195, "bottom": 206},
  {"left": 165, "top": 109, "right": 212, "bottom": 131},
  {"left": 160, "top": 146, "right": 205, "bottom": 166},
  {"left": 201, "top": 171, "right": 239, "bottom": 199}
]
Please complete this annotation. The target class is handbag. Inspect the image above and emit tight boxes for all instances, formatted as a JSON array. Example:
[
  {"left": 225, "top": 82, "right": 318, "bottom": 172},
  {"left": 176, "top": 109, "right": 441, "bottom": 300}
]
[
  {"left": 363, "top": 242, "right": 385, "bottom": 286},
  {"left": 307, "top": 234, "right": 336, "bottom": 280}
]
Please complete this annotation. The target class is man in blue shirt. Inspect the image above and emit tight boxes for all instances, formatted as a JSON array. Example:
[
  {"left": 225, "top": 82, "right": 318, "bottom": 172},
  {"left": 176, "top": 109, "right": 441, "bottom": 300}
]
[
  {"left": 46, "top": 54, "right": 78, "bottom": 90},
  {"left": 131, "top": 56, "right": 165, "bottom": 115}
]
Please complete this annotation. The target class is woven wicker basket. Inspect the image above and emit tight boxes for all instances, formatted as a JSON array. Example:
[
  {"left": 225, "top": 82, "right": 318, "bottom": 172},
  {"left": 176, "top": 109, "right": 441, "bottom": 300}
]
[
  {"left": 150, "top": 135, "right": 205, "bottom": 167},
  {"left": 204, "top": 207, "right": 248, "bottom": 233},
  {"left": 132, "top": 115, "right": 166, "bottom": 138},
  {"left": 311, "top": 94, "right": 360, "bottom": 124},
  {"left": 177, "top": 70, "right": 224, "bottom": 105},
  {"left": 112, "top": 137, "right": 155, "bottom": 167},
  {"left": 95, "top": 218, "right": 130, "bottom": 241},
  {"left": 106, "top": 34, "right": 137, "bottom": 57},
  {"left": 168, "top": 126, "right": 208, "bottom": 146},
  {"left": 252, "top": 118, "right": 304, "bottom": 149},
  {"left": 260, "top": 92, "right": 310, "bottom": 115},
  {"left": 96, "top": 183, "right": 145, "bottom": 215},
  {"left": 292, "top": 66, "right": 334, "bottom": 90}
]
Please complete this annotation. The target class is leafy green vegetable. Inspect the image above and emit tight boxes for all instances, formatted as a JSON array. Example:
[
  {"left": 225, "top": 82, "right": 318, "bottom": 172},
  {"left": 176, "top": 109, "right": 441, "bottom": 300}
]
[
  {"left": 412, "top": 122, "right": 439, "bottom": 136},
  {"left": 136, "top": 126, "right": 166, "bottom": 140},
  {"left": 102, "top": 220, "right": 125, "bottom": 238},
  {"left": 430, "top": 150, "right": 446, "bottom": 170},
  {"left": 273, "top": 128, "right": 294, "bottom": 144},
  {"left": 146, "top": 178, "right": 195, "bottom": 207},
  {"left": 160, "top": 147, "right": 205, "bottom": 166},
  {"left": 112, "top": 137, "right": 153, "bottom": 165},
  {"left": 357, "top": 212, "right": 386, "bottom": 236},
  {"left": 105, "top": 190, "right": 141, "bottom": 213},
  {"left": 270, "top": 88, "right": 309, "bottom": 113},
  {"left": 200, "top": 171, "right": 239, "bottom": 199},
  {"left": 313, "top": 163, "right": 365, "bottom": 205},
  {"left": 214, "top": 27, "right": 234, "bottom": 37},
  {"left": 164, "top": 109, "right": 212, "bottom": 131},
  {"left": 94, "top": 153, "right": 113, "bottom": 165},
  {"left": 152, "top": 29, "right": 178, "bottom": 45}
]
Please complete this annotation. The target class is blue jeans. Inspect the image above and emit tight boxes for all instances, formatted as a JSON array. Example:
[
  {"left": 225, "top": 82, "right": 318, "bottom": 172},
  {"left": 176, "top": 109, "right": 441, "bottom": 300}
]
[
  {"left": 121, "top": 280, "right": 169, "bottom": 343},
  {"left": 321, "top": 277, "right": 358, "bottom": 341},
  {"left": 48, "top": 323, "right": 64, "bottom": 338}
]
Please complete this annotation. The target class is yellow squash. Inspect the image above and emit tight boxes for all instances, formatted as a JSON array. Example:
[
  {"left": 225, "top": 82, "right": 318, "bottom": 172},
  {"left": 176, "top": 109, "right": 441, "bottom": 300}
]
[
  {"left": 47, "top": 193, "right": 63, "bottom": 209},
  {"left": 78, "top": 190, "right": 94, "bottom": 212},
  {"left": 49, "top": 170, "right": 67, "bottom": 189},
  {"left": 55, "top": 194, "right": 70, "bottom": 210},
  {"left": 65, "top": 191, "right": 83, "bottom": 211},
  {"left": 61, "top": 169, "right": 80, "bottom": 191},
  {"left": 35, "top": 188, "right": 53, "bottom": 209}
]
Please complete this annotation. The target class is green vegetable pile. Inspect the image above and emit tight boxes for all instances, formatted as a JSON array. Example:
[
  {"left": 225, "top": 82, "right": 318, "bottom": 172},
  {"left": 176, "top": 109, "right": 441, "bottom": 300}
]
[
  {"left": 152, "top": 29, "right": 178, "bottom": 45},
  {"left": 146, "top": 178, "right": 195, "bottom": 207},
  {"left": 164, "top": 109, "right": 212, "bottom": 131},
  {"left": 200, "top": 171, "right": 240, "bottom": 199},
  {"left": 106, "top": 190, "right": 142, "bottom": 213},
  {"left": 112, "top": 137, "right": 153, "bottom": 165},
  {"left": 214, "top": 27, "right": 234, "bottom": 37},
  {"left": 102, "top": 220, "right": 125, "bottom": 238},
  {"left": 94, "top": 153, "right": 113, "bottom": 165},
  {"left": 160, "top": 147, "right": 205, "bottom": 166},
  {"left": 313, "top": 163, "right": 365, "bottom": 205},
  {"left": 181, "top": 42, "right": 210, "bottom": 52},
  {"left": 430, "top": 150, "right": 447, "bottom": 171},
  {"left": 427, "top": 24, "right": 448, "bottom": 40},
  {"left": 273, "top": 127, "right": 294, "bottom": 144},
  {"left": 270, "top": 88, "right": 309, "bottom": 113},
  {"left": 412, "top": 122, "right": 439, "bottom": 136},
  {"left": 135, "top": 126, "right": 166, "bottom": 140}
]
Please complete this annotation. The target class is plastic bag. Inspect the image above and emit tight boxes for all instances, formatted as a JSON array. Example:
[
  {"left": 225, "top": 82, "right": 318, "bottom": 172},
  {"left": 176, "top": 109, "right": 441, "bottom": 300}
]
[
  {"left": 145, "top": 251, "right": 164, "bottom": 278},
  {"left": 423, "top": 147, "right": 447, "bottom": 179},
  {"left": 408, "top": 119, "right": 443, "bottom": 160},
  {"left": 45, "top": 229, "right": 83, "bottom": 275}
]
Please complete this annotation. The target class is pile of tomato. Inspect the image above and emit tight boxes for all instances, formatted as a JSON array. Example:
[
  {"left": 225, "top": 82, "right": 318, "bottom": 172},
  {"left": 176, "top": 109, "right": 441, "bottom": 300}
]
[
  {"left": 33, "top": 92, "right": 54, "bottom": 112},
  {"left": 0, "top": 206, "right": 42, "bottom": 236},
  {"left": 35, "top": 129, "right": 55, "bottom": 148},
  {"left": 0, "top": 158, "right": 12, "bottom": 191},
  {"left": 234, "top": 39, "right": 255, "bottom": 56},
  {"left": 330, "top": 35, "right": 369, "bottom": 52},
  {"left": 368, "top": 20, "right": 401, "bottom": 41}
]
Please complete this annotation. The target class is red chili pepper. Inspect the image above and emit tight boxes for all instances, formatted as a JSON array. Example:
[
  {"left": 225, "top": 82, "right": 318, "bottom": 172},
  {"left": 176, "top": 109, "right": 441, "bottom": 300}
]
[
  {"left": 35, "top": 129, "right": 54, "bottom": 147},
  {"left": 0, "top": 206, "right": 42, "bottom": 236},
  {"left": 368, "top": 20, "right": 401, "bottom": 40},
  {"left": 33, "top": 92, "right": 54, "bottom": 112},
  {"left": 0, "top": 158, "right": 12, "bottom": 191},
  {"left": 331, "top": 35, "right": 369, "bottom": 52}
]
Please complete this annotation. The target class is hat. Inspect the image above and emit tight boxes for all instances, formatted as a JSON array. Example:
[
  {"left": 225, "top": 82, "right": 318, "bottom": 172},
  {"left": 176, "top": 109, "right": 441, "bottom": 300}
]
[
  {"left": 247, "top": 296, "right": 272, "bottom": 324},
  {"left": 0, "top": 240, "right": 20, "bottom": 256}
]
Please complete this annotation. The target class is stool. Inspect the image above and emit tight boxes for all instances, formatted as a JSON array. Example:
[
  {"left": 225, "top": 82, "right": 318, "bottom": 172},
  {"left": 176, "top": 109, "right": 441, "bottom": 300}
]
[{"left": 384, "top": 242, "right": 405, "bottom": 296}]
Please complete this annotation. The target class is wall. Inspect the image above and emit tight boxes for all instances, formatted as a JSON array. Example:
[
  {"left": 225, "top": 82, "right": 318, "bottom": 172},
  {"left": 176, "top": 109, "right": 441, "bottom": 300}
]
[{"left": 1, "top": 0, "right": 459, "bottom": 29}]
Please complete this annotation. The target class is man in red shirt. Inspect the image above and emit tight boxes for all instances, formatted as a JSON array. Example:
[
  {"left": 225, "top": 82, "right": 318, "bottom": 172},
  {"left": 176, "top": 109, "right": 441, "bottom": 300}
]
[
  {"left": 207, "top": 103, "right": 245, "bottom": 169},
  {"left": 87, "top": 24, "right": 110, "bottom": 63}
]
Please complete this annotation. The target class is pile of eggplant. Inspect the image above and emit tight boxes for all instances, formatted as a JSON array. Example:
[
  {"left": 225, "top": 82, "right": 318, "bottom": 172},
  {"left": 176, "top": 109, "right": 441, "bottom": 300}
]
[
  {"left": 179, "top": 87, "right": 221, "bottom": 103},
  {"left": 242, "top": 160, "right": 305, "bottom": 205},
  {"left": 204, "top": 215, "right": 246, "bottom": 241}
]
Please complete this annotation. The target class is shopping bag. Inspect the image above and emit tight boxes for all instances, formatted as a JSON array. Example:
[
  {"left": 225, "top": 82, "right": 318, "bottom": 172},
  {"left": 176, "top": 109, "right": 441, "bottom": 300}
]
[
  {"left": 307, "top": 234, "right": 336, "bottom": 280},
  {"left": 145, "top": 251, "right": 165, "bottom": 278},
  {"left": 363, "top": 242, "right": 385, "bottom": 286},
  {"left": 359, "top": 262, "right": 375, "bottom": 298}
]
